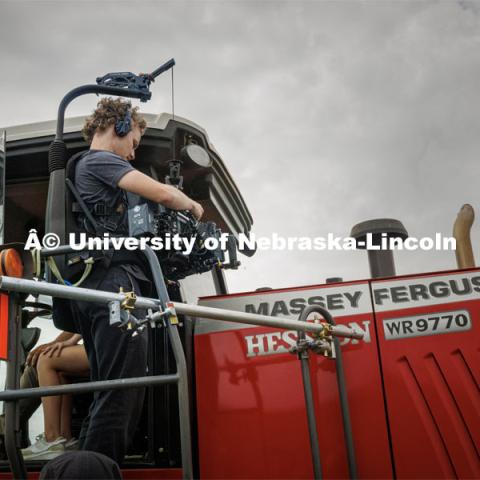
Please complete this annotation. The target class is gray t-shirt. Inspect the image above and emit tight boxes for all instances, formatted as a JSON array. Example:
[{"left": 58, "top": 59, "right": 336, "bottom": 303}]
[
  {"left": 75, "top": 149, "right": 152, "bottom": 290},
  {"left": 75, "top": 149, "right": 134, "bottom": 234}
]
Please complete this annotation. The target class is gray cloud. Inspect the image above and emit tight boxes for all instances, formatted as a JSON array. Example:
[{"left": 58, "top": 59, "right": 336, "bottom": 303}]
[{"left": 1, "top": 0, "right": 479, "bottom": 293}]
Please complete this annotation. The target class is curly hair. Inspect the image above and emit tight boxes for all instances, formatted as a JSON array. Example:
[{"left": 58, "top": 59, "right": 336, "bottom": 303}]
[{"left": 81, "top": 97, "right": 147, "bottom": 144}]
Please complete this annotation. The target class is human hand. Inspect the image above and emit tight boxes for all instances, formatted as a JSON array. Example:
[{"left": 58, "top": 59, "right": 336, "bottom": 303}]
[
  {"left": 26, "top": 343, "right": 52, "bottom": 367},
  {"left": 191, "top": 201, "right": 204, "bottom": 220},
  {"left": 41, "top": 341, "right": 70, "bottom": 358}
]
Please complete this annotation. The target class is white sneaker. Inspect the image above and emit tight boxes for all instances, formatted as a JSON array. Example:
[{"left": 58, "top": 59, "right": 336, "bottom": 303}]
[
  {"left": 65, "top": 437, "right": 79, "bottom": 451},
  {"left": 21, "top": 433, "right": 66, "bottom": 461}
]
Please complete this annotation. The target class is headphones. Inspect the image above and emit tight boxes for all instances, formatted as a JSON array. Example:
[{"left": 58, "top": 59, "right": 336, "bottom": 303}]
[{"left": 115, "top": 106, "right": 132, "bottom": 137}]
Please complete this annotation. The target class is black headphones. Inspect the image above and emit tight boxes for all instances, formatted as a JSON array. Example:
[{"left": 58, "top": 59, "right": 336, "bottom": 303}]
[{"left": 115, "top": 106, "right": 132, "bottom": 137}]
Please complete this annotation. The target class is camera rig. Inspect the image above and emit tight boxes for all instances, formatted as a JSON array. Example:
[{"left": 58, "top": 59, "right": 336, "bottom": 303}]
[
  {"left": 128, "top": 155, "right": 240, "bottom": 281},
  {"left": 46, "top": 59, "right": 247, "bottom": 284}
]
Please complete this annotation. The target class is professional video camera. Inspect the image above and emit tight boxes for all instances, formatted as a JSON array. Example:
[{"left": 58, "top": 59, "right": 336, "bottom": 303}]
[{"left": 128, "top": 145, "right": 240, "bottom": 281}]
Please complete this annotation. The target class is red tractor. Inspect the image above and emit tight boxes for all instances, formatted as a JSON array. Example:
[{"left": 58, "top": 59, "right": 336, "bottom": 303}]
[{"left": 0, "top": 62, "right": 478, "bottom": 479}]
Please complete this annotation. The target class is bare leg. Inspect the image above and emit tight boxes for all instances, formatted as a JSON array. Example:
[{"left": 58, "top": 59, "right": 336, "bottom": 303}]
[
  {"left": 37, "top": 358, "right": 62, "bottom": 441},
  {"left": 58, "top": 373, "right": 73, "bottom": 440},
  {"left": 36, "top": 346, "right": 89, "bottom": 443}
]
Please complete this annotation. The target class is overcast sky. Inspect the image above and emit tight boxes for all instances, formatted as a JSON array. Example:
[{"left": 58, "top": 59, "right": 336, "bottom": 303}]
[
  {"left": 1, "top": 0, "right": 480, "bottom": 445},
  {"left": 2, "top": 0, "right": 480, "bottom": 292}
]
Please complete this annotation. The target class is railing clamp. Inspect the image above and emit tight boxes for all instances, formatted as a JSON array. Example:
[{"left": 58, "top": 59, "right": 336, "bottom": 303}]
[{"left": 290, "top": 320, "right": 335, "bottom": 359}]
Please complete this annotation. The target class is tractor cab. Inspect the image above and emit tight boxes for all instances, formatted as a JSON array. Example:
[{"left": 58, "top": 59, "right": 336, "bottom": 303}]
[{"left": 0, "top": 110, "right": 254, "bottom": 475}]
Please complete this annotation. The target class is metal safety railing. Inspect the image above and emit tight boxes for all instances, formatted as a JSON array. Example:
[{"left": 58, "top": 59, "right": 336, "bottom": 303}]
[{"left": 0, "top": 244, "right": 362, "bottom": 480}]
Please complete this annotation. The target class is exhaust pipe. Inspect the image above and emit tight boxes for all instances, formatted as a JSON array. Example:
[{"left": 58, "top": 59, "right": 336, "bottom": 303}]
[
  {"left": 453, "top": 204, "right": 475, "bottom": 269},
  {"left": 350, "top": 218, "right": 408, "bottom": 279}
]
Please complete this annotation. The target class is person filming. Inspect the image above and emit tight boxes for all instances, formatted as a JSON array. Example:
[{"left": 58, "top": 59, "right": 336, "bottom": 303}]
[{"left": 66, "top": 97, "right": 203, "bottom": 463}]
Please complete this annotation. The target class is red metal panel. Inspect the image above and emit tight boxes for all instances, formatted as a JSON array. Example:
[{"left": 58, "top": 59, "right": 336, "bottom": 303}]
[
  {"left": 0, "top": 473, "right": 40, "bottom": 480},
  {"left": 195, "top": 281, "right": 393, "bottom": 479},
  {"left": 0, "top": 293, "right": 8, "bottom": 361},
  {"left": 0, "top": 468, "right": 182, "bottom": 479},
  {"left": 372, "top": 269, "right": 480, "bottom": 479}
]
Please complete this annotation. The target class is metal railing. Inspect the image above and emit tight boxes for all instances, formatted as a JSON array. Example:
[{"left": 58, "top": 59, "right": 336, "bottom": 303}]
[{"left": 0, "top": 244, "right": 362, "bottom": 480}]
